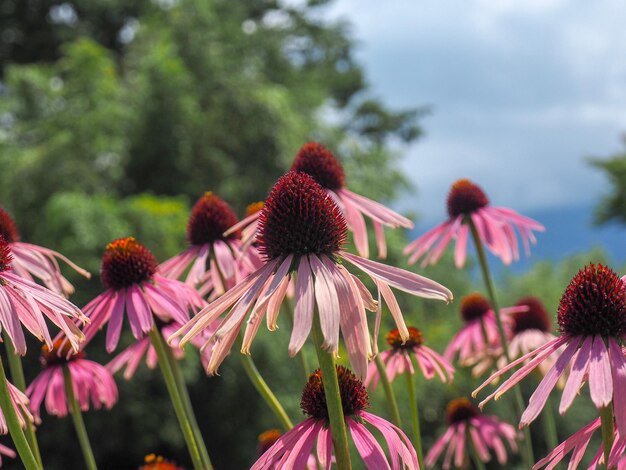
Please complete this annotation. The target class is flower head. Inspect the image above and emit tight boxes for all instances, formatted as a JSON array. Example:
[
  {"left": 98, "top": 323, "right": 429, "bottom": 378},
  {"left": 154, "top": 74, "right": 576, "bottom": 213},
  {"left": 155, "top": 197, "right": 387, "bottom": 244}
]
[
  {"left": 139, "top": 454, "right": 185, "bottom": 470},
  {"left": 0, "top": 206, "right": 90, "bottom": 296},
  {"left": 0, "top": 237, "right": 87, "bottom": 355},
  {"left": 173, "top": 172, "right": 452, "bottom": 377},
  {"left": 26, "top": 339, "right": 118, "bottom": 421},
  {"left": 474, "top": 263, "right": 626, "bottom": 435},
  {"left": 404, "top": 178, "right": 544, "bottom": 268},
  {"left": 425, "top": 398, "right": 518, "bottom": 469},
  {"left": 289, "top": 142, "right": 413, "bottom": 259},
  {"left": 161, "top": 193, "right": 258, "bottom": 297},
  {"left": 444, "top": 293, "right": 526, "bottom": 366},
  {"left": 253, "top": 366, "right": 419, "bottom": 469},
  {"left": 366, "top": 327, "right": 454, "bottom": 389},
  {"left": 82, "top": 237, "right": 205, "bottom": 352}
]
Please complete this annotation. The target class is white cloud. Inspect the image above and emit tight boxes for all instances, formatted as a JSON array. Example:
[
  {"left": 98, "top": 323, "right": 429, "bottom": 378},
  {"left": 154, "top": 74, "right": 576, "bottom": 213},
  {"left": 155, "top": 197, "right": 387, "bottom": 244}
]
[{"left": 326, "top": 0, "right": 626, "bottom": 222}]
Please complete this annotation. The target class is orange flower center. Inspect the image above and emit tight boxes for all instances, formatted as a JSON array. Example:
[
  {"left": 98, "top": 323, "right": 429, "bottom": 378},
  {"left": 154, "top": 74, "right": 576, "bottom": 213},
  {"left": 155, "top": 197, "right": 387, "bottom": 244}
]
[
  {"left": 100, "top": 237, "right": 158, "bottom": 290},
  {"left": 386, "top": 327, "right": 424, "bottom": 350}
]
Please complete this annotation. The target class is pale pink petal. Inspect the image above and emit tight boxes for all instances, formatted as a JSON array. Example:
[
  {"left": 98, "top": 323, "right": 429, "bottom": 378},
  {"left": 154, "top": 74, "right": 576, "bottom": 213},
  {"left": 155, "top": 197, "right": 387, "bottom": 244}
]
[
  {"left": 589, "top": 335, "right": 613, "bottom": 409},
  {"left": 609, "top": 337, "right": 626, "bottom": 435},
  {"left": 341, "top": 252, "right": 453, "bottom": 302},
  {"left": 559, "top": 335, "right": 592, "bottom": 414},
  {"left": 348, "top": 419, "right": 391, "bottom": 470},
  {"left": 520, "top": 339, "right": 579, "bottom": 426},
  {"left": 309, "top": 255, "right": 340, "bottom": 352},
  {"left": 289, "top": 258, "right": 315, "bottom": 356}
]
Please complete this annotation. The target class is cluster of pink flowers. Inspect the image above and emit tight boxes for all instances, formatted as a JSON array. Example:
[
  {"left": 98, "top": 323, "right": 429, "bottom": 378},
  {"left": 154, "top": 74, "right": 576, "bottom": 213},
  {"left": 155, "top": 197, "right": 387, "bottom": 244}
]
[{"left": 1, "top": 140, "right": 624, "bottom": 470}]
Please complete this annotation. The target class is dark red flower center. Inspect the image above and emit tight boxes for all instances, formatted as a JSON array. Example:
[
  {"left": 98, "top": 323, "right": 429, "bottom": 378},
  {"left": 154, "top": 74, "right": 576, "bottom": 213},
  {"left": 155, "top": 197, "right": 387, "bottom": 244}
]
[
  {"left": 187, "top": 192, "right": 241, "bottom": 246},
  {"left": 100, "top": 237, "right": 158, "bottom": 290},
  {"left": 0, "top": 207, "right": 19, "bottom": 243},
  {"left": 0, "top": 237, "right": 13, "bottom": 273},
  {"left": 301, "top": 366, "right": 369, "bottom": 420},
  {"left": 257, "top": 429, "right": 282, "bottom": 455},
  {"left": 257, "top": 172, "right": 347, "bottom": 260},
  {"left": 446, "top": 179, "right": 489, "bottom": 218},
  {"left": 40, "top": 338, "right": 84, "bottom": 367},
  {"left": 460, "top": 293, "right": 491, "bottom": 322},
  {"left": 446, "top": 398, "right": 479, "bottom": 425},
  {"left": 558, "top": 263, "right": 626, "bottom": 338},
  {"left": 512, "top": 297, "right": 552, "bottom": 334},
  {"left": 386, "top": 327, "right": 424, "bottom": 350},
  {"left": 290, "top": 142, "right": 346, "bottom": 191},
  {"left": 139, "top": 455, "right": 184, "bottom": 470}
]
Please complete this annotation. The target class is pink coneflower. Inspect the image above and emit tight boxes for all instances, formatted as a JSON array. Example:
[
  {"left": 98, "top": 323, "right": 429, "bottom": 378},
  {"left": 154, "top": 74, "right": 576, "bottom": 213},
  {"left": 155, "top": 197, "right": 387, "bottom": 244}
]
[
  {"left": 81, "top": 237, "right": 205, "bottom": 352},
  {"left": 253, "top": 366, "right": 419, "bottom": 469},
  {"left": 366, "top": 327, "right": 454, "bottom": 389},
  {"left": 173, "top": 172, "right": 452, "bottom": 377},
  {"left": 472, "top": 296, "right": 561, "bottom": 379},
  {"left": 0, "top": 381, "right": 33, "bottom": 434},
  {"left": 404, "top": 179, "right": 544, "bottom": 268},
  {"left": 160, "top": 192, "right": 260, "bottom": 297},
  {"left": 425, "top": 398, "right": 518, "bottom": 469},
  {"left": 0, "top": 237, "right": 87, "bottom": 355},
  {"left": 26, "top": 339, "right": 117, "bottom": 422},
  {"left": 107, "top": 321, "right": 215, "bottom": 379},
  {"left": 444, "top": 293, "right": 526, "bottom": 366},
  {"left": 139, "top": 454, "right": 185, "bottom": 470},
  {"left": 0, "top": 444, "right": 15, "bottom": 467},
  {"left": 0, "top": 206, "right": 90, "bottom": 296},
  {"left": 474, "top": 264, "right": 626, "bottom": 434},
  {"left": 290, "top": 142, "right": 414, "bottom": 259}
]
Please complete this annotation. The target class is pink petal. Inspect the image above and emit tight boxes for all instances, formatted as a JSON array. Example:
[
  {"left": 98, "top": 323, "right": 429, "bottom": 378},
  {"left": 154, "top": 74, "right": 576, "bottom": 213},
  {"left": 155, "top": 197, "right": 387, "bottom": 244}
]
[{"left": 589, "top": 335, "right": 613, "bottom": 409}]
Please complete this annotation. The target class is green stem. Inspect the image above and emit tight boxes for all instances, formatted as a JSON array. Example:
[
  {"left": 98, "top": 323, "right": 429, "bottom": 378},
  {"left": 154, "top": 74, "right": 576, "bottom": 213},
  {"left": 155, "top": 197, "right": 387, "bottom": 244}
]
[
  {"left": 0, "top": 357, "right": 39, "bottom": 470},
  {"left": 163, "top": 343, "right": 213, "bottom": 469},
  {"left": 62, "top": 365, "right": 97, "bottom": 470},
  {"left": 282, "top": 299, "right": 311, "bottom": 382},
  {"left": 311, "top": 314, "right": 351, "bottom": 470},
  {"left": 373, "top": 354, "right": 402, "bottom": 427},
  {"left": 238, "top": 343, "right": 293, "bottom": 432},
  {"left": 149, "top": 328, "right": 205, "bottom": 470},
  {"left": 404, "top": 368, "right": 424, "bottom": 469},
  {"left": 600, "top": 404, "right": 615, "bottom": 469},
  {"left": 2, "top": 334, "right": 43, "bottom": 467},
  {"left": 542, "top": 395, "right": 559, "bottom": 466},
  {"left": 468, "top": 219, "right": 535, "bottom": 465},
  {"left": 467, "top": 428, "right": 487, "bottom": 470}
]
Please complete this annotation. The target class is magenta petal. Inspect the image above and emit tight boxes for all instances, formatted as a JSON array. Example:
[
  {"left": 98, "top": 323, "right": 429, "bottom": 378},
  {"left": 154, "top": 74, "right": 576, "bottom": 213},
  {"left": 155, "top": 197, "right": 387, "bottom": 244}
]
[{"left": 348, "top": 419, "right": 391, "bottom": 470}]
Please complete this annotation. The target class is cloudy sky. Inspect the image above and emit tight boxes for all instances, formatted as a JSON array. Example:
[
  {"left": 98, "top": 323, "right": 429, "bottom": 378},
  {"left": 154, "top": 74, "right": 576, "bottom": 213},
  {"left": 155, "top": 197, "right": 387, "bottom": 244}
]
[{"left": 328, "top": 0, "right": 626, "bottom": 224}]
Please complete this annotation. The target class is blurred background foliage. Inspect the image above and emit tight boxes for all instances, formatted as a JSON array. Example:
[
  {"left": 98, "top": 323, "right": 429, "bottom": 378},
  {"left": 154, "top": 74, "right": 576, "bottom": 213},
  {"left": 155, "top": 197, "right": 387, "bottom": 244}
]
[{"left": 0, "top": 0, "right": 623, "bottom": 469}]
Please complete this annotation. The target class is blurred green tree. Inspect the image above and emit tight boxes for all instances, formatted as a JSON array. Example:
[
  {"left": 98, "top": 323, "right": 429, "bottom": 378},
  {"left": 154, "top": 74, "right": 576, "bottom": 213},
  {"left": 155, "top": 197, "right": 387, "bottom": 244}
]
[{"left": 591, "top": 136, "right": 626, "bottom": 225}]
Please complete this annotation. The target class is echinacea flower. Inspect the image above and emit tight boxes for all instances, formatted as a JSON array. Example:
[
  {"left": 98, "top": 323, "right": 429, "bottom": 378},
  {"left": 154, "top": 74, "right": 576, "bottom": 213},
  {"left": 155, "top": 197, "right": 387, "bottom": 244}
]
[
  {"left": 474, "top": 264, "right": 626, "bottom": 434},
  {"left": 290, "top": 142, "right": 414, "bottom": 259},
  {"left": 404, "top": 179, "right": 544, "bottom": 268},
  {"left": 26, "top": 339, "right": 117, "bottom": 422},
  {"left": 139, "top": 454, "right": 185, "bottom": 470},
  {"left": 81, "top": 237, "right": 205, "bottom": 352},
  {"left": 0, "top": 444, "right": 15, "bottom": 467},
  {"left": 160, "top": 192, "right": 260, "bottom": 297},
  {"left": 173, "top": 172, "right": 452, "bottom": 377},
  {"left": 0, "top": 237, "right": 87, "bottom": 355},
  {"left": 107, "top": 321, "right": 215, "bottom": 379},
  {"left": 253, "top": 366, "right": 419, "bottom": 469},
  {"left": 444, "top": 293, "right": 527, "bottom": 366},
  {"left": 366, "top": 327, "right": 454, "bottom": 389},
  {"left": 425, "top": 398, "right": 518, "bottom": 469},
  {"left": 0, "top": 206, "right": 90, "bottom": 297},
  {"left": 471, "top": 296, "right": 562, "bottom": 379}
]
